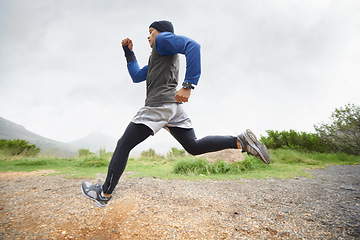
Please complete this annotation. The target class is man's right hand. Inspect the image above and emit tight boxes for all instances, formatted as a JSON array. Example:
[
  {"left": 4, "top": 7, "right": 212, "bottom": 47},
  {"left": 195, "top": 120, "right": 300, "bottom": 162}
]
[{"left": 121, "top": 38, "right": 133, "bottom": 51}]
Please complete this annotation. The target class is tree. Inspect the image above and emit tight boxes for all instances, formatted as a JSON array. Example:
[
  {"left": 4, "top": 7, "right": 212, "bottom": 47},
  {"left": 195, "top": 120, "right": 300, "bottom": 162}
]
[
  {"left": 0, "top": 139, "right": 40, "bottom": 156},
  {"left": 314, "top": 103, "right": 360, "bottom": 155}
]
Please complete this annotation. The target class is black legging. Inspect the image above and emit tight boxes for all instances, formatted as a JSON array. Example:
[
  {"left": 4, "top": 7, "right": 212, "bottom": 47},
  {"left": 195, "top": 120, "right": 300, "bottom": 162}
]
[{"left": 102, "top": 122, "right": 238, "bottom": 194}]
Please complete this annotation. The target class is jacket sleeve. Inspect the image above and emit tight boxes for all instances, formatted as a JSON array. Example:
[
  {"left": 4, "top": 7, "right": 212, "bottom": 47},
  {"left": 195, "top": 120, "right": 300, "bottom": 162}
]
[
  {"left": 155, "top": 32, "right": 201, "bottom": 85},
  {"left": 127, "top": 61, "right": 148, "bottom": 83},
  {"left": 122, "top": 45, "right": 147, "bottom": 83}
]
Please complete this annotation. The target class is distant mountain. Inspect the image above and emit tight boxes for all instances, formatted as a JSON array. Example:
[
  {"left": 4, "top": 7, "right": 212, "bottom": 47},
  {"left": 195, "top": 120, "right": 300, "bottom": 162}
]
[
  {"left": 69, "top": 132, "right": 117, "bottom": 153},
  {"left": 0, "top": 116, "right": 77, "bottom": 157}
]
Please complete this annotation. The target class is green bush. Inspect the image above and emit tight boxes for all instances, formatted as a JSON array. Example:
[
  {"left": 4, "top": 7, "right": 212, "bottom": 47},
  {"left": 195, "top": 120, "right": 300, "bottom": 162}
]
[
  {"left": 78, "top": 148, "right": 92, "bottom": 156},
  {"left": 260, "top": 104, "right": 360, "bottom": 155},
  {"left": 211, "top": 160, "right": 232, "bottom": 174},
  {"left": 0, "top": 139, "right": 40, "bottom": 156},
  {"left": 141, "top": 149, "right": 164, "bottom": 159},
  {"left": 260, "top": 130, "right": 328, "bottom": 153},
  {"left": 167, "top": 147, "right": 186, "bottom": 159},
  {"left": 77, "top": 148, "right": 112, "bottom": 165},
  {"left": 173, "top": 156, "right": 265, "bottom": 175},
  {"left": 237, "top": 157, "right": 261, "bottom": 171},
  {"left": 173, "top": 158, "right": 211, "bottom": 175},
  {"left": 315, "top": 103, "right": 360, "bottom": 155},
  {"left": 77, "top": 155, "right": 109, "bottom": 168}
]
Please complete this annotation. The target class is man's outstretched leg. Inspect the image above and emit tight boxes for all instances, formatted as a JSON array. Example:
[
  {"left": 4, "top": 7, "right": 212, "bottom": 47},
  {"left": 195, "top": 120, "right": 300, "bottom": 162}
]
[
  {"left": 81, "top": 122, "right": 153, "bottom": 208},
  {"left": 169, "top": 127, "right": 270, "bottom": 164}
]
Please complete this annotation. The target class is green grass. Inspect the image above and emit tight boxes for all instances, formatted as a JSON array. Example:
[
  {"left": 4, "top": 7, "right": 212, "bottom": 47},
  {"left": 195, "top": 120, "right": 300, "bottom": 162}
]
[
  {"left": 0, "top": 149, "right": 359, "bottom": 180},
  {"left": 0, "top": 153, "right": 110, "bottom": 178}
]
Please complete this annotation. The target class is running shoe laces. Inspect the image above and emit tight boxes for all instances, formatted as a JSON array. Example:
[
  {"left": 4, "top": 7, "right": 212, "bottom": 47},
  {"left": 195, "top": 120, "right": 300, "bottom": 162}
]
[
  {"left": 237, "top": 129, "right": 271, "bottom": 164},
  {"left": 81, "top": 181, "right": 111, "bottom": 208}
]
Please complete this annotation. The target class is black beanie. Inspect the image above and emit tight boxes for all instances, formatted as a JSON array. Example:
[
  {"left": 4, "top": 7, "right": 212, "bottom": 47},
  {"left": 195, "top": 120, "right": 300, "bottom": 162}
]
[{"left": 149, "top": 20, "right": 174, "bottom": 33}]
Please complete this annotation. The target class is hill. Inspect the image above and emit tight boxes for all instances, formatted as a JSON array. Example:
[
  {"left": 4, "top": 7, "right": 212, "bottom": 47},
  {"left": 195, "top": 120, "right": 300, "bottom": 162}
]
[
  {"left": 0, "top": 116, "right": 77, "bottom": 157},
  {"left": 69, "top": 132, "right": 117, "bottom": 153}
]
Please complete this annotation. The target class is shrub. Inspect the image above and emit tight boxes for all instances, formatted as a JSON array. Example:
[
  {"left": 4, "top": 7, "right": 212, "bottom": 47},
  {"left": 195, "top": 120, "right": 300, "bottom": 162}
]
[
  {"left": 173, "top": 158, "right": 211, "bottom": 175},
  {"left": 78, "top": 148, "right": 92, "bottom": 156},
  {"left": 141, "top": 149, "right": 164, "bottom": 159},
  {"left": 0, "top": 139, "right": 40, "bottom": 156},
  {"left": 167, "top": 147, "right": 186, "bottom": 159},
  {"left": 236, "top": 157, "right": 260, "bottom": 171},
  {"left": 211, "top": 160, "right": 232, "bottom": 174},
  {"left": 260, "top": 130, "right": 328, "bottom": 153},
  {"left": 173, "top": 156, "right": 265, "bottom": 175},
  {"left": 314, "top": 103, "right": 360, "bottom": 155},
  {"left": 77, "top": 155, "right": 108, "bottom": 167}
]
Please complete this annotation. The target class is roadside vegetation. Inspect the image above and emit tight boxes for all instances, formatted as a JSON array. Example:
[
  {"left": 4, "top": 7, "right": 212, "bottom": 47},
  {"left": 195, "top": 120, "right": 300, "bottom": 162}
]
[
  {"left": 0, "top": 139, "right": 40, "bottom": 156},
  {"left": 0, "top": 103, "right": 359, "bottom": 180}
]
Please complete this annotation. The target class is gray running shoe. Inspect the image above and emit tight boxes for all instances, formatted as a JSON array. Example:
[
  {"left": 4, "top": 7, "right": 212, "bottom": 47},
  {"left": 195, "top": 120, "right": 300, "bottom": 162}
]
[
  {"left": 238, "top": 129, "right": 271, "bottom": 164},
  {"left": 81, "top": 181, "right": 111, "bottom": 208}
]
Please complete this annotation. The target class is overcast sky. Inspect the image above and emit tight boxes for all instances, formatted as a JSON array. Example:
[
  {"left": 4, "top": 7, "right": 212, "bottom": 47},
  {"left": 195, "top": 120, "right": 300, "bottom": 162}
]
[{"left": 1, "top": 0, "right": 360, "bottom": 153}]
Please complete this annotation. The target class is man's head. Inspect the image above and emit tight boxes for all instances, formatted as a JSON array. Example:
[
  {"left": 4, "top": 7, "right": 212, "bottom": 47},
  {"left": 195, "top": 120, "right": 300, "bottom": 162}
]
[
  {"left": 149, "top": 20, "right": 174, "bottom": 34},
  {"left": 148, "top": 20, "right": 174, "bottom": 48}
]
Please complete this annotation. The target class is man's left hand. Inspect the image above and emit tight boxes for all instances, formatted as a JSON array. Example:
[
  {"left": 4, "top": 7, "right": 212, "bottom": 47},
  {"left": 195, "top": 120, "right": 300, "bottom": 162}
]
[{"left": 175, "top": 88, "right": 191, "bottom": 103}]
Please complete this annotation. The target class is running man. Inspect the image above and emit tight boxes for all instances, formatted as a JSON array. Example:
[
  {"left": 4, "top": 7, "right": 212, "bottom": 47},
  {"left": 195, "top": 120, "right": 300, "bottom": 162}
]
[{"left": 81, "top": 20, "right": 270, "bottom": 208}]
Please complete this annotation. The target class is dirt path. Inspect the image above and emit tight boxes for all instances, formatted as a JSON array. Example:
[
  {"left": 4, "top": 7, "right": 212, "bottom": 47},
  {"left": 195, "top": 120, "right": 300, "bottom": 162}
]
[{"left": 0, "top": 165, "right": 359, "bottom": 239}]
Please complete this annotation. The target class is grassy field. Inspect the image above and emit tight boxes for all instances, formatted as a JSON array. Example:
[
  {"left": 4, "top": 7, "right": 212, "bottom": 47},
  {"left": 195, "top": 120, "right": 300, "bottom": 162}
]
[{"left": 0, "top": 149, "right": 359, "bottom": 180}]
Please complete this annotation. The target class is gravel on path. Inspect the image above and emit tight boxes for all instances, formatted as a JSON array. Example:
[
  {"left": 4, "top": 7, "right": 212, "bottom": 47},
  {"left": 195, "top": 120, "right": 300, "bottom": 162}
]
[{"left": 0, "top": 165, "right": 359, "bottom": 239}]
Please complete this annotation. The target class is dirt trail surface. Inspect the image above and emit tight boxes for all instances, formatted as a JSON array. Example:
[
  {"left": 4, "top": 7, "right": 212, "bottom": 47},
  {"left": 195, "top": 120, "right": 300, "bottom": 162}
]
[{"left": 0, "top": 165, "right": 359, "bottom": 239}]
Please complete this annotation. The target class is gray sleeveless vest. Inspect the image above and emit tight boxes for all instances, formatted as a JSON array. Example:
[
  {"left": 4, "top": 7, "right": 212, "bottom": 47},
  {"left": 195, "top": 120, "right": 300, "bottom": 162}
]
[{"left": 145, "top": 40, "right": 179, "bottom": 106}]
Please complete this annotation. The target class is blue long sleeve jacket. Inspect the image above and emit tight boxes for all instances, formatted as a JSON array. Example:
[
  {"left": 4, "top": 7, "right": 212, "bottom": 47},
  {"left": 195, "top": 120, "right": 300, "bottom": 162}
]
[{"left": 127, "top": 32, "right": 201, "bottom": 85}]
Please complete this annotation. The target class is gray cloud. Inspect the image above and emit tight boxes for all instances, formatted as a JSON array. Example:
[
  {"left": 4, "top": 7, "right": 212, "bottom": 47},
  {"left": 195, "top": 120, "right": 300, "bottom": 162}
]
[{"left": 1, "top": 0, "right": 359, "bottom": 153}]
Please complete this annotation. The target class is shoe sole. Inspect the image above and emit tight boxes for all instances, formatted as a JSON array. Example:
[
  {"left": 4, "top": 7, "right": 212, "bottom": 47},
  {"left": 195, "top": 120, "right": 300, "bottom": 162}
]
[
  {"left": 81, "top": 184, "right": 107, "bottom": 208},
  {"left": 244, "top": 129, "right": 271, "bottom": 164}
]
